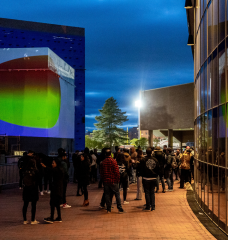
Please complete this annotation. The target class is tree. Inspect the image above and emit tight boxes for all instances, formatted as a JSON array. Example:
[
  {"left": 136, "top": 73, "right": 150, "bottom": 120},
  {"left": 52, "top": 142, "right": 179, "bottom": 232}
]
[
  {"left": 135, "top": 137, "right": 148, "bottom": 150},
  {"left": 94, "top": 97, "right": 129, "bottom": 147},
  {"left": 85, "top": 135, "right": 104, "bottom": 149},
  {"left": 153, "top": 138, "right": 160, "bottom": 146},
  {"left": 130, "top": 138, "right": 138, "bottom": 147}
]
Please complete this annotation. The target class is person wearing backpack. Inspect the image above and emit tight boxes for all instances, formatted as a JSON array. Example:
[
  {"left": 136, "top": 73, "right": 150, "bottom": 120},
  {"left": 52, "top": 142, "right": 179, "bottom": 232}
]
[
  {"left": 116, "top": 153, "right": 130, "bottom": 204},
  {"left": 152, "top": 146, "right": 166, "bottom": 193},
  {"left": 139, "top": 147, "right": 160, "bottom": 211},
  {"left": 164, "top": 148, "right": 175, "bottom": 192},
  {"left": 22, "top": 159, "right": 39, "bottom": 225}
]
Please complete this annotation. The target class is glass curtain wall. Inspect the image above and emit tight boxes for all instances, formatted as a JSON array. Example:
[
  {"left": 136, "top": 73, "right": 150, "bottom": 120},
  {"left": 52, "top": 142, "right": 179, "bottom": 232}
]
[{"left": 194, "top": 0, "right": 228, "bottom": 233}]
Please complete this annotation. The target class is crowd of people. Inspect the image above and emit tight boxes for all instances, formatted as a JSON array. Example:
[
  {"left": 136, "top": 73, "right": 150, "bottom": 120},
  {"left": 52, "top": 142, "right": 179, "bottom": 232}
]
[{"left": 18, "top": 145, "right": 194, "bottom": 224}]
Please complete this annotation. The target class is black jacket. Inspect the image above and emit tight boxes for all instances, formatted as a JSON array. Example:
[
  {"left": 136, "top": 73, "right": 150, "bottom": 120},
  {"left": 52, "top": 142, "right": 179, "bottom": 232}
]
[
  {"left": 152, "top": 150, "right": 165, "bottom": 175},
  {"left": 139, "top": 156, "right": 160, "bottom": 179},
  {"left": 78, "top": 156, "right": 90, "bottom": 185}
]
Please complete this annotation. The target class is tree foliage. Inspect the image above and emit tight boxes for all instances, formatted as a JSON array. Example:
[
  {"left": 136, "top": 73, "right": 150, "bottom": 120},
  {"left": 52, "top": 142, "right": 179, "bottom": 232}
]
[
  {"left": 94, "top": 97, "right": 129, "bottom": 147},
  {"left": 135, "top": 137, "right": 148, "bottom": 150},
  {"left": 85, "top": 135, "right": 104, "bottom": 149}
]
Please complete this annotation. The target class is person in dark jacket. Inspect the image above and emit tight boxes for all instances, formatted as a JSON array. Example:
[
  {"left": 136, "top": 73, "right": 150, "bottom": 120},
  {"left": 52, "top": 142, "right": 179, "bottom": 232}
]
[
  {"left": 18, "top": 151, "right": 28, "bottom": 189},
  {"left": 153, "top": 146, "right": 166, "bottom": 193},
  {"left": 140, "top": 147, "right": 160, "bottom": 211},
  {"left": 116, "top": 153, "right": 129, "bottom": 204},
  {"left": 78, "top": 153, "right": 91, "bottom": 206},
  {"left": 164, "top": 148, "right": 175, "bottom": 191},
  {"left": 42, "top": 159, "right": 64, "bottom": 223},
  {"left": 22, "top": 158, "right": 39, "bottom": 224},
  {"left": 60, "top": 153, "right": 71, "bottom": 208}
]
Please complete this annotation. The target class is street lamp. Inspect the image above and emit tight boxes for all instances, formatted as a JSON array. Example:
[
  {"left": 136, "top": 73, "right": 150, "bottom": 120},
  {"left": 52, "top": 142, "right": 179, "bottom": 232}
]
[{"left": 135, "top": 94, "right": 142, "bottom": 140}]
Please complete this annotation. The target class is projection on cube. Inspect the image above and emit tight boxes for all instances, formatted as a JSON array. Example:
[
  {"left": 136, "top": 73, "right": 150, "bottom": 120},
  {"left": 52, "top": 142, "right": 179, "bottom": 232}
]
[{"left": 0, "top": 48, "right": 75, "bottom": 138}]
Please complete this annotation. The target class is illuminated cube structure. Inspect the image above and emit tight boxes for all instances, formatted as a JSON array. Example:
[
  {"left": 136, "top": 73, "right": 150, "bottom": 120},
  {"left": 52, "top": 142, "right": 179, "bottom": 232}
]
[{"left": 0, "top": 18, "right": 85, "bottom": 154}]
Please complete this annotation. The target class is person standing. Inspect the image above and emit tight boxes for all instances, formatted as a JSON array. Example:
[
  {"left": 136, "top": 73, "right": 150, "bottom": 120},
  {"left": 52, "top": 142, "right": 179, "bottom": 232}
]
[
  {"left": 100, "top": 149, "right": 124, "bottom": 213},
  {"left": 78, "top": 153, "right": 91, "bottom": 206},
  {"left": 116, "top": 153, "right": 129, "bottom": 204},
  {"left": 60, "top": 153, "right": 71, "bottom": 208},
  {"left": 164, "top": 148, "right": 175, "bottom": 192},
  {"left": 135, "top": 149, "right": 144, "bottom": 200},
  {"left": 22, "top": 159, "right": 39, "bottom": 224},
  {"left": 130, "top": 147, "right": 137, "bottom": 184},
  {"left": 180, "top": 148, "right": 192, "bottom": 188},
  {"left": 153, "top": 146, "right": 166, "bottom": 193},
  {"left": 140, "top": 147, "right": 160, "bottom": 211},
  {"left": 72, "top": 150, "right": 79, "bottom": 183},
  {"left": 42, "top": 159, "right": 64, "bottom": 223}
]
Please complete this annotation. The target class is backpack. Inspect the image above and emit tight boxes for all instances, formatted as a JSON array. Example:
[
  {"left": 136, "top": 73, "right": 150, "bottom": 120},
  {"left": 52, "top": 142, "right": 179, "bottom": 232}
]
[
  {"left": 23, "top": 170, "right": 36, "bottom": 187},
  {"left": 171, "top": 157, "right": 177, "bottom": 169}
]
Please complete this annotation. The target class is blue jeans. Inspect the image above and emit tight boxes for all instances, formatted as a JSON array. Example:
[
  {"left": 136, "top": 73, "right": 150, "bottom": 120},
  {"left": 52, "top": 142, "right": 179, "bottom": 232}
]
[
  {"left": 143, "top": 179, "right": 157, "bottom": 210},
  {"left": 166, "top": 171, "right": 173, "bottom": 190},
  {"left": 104, "top": 183, "right": 122, "bottom": 211},
  {"left": 156, "top": 174, "right": 165, "bottom": 190}
]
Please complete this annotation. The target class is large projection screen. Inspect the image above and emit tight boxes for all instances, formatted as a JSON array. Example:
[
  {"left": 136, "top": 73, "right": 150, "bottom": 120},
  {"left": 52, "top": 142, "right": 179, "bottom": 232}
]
[{"left": 0, "top": 48, "right": 75, "bottom": 138}]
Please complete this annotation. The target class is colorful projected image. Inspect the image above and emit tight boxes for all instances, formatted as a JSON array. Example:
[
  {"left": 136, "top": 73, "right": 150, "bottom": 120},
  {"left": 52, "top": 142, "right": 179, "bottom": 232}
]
[{"left": 0, "top": 48, "right": 75, "bottom": 138}]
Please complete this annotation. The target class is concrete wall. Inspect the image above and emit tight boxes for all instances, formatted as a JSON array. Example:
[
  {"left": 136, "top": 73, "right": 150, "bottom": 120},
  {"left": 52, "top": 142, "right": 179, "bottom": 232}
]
[{"left": 140, "top": 83, "right": 194, "bottom": 130}]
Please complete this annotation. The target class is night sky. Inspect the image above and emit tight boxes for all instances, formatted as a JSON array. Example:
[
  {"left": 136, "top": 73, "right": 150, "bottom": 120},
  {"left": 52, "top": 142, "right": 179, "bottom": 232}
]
[{"left": 1, "top": 0, "right": 193, "bottom": 132}]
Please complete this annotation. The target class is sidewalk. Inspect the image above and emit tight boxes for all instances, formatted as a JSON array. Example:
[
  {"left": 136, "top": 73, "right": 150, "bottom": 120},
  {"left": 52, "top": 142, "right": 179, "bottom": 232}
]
[{"left": 0, "top": 181, "right": 216, "bottom": 240}]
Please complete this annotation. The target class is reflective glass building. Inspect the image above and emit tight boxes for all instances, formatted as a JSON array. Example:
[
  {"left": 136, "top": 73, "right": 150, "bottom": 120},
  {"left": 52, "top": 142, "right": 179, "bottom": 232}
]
[{"left": 187, "top": 0, "right": 228, "bottom": 233}]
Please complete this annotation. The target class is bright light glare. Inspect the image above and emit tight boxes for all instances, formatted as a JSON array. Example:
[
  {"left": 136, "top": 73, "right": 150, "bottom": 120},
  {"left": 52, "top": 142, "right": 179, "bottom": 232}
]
[{"left": 135, "top": 100, "right": 142, "bottom": 108}]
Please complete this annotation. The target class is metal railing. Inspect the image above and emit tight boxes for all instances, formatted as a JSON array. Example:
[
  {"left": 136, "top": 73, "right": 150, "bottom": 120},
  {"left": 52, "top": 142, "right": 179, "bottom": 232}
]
[{"left": 0, "top": 163, "right": 19, "bottom": 187}]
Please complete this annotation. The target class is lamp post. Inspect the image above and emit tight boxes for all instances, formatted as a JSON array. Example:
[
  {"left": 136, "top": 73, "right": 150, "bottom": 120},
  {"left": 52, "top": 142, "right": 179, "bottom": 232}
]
[{"left": 135, "top": 92, "right": 142, "bottom": 140}]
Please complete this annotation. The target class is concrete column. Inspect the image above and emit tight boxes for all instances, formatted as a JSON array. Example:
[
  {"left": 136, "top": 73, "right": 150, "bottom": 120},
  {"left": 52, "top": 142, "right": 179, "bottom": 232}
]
[
  {"left": 149, "top": 130, "right": 153, "bottom": 147},
  {"left": 168, "top": 129, "right": 173, "bottom": 148}
]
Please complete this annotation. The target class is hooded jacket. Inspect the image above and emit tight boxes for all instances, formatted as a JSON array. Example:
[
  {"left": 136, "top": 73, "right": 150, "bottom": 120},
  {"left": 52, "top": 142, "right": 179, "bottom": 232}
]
[{"left": 139, "top": 155, "right": 160, "bottom": 179}]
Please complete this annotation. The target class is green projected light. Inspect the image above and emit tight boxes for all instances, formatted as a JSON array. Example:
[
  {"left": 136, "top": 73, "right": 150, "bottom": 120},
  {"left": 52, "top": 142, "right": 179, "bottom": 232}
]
[{"left": 0, "top": 56, "right": 61, "bottom": 128}]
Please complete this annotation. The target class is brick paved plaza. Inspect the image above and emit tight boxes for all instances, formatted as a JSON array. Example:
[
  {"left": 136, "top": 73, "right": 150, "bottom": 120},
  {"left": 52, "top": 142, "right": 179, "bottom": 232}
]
[{"left": 0, "top": 181, "right": 216, "bottom": 240}]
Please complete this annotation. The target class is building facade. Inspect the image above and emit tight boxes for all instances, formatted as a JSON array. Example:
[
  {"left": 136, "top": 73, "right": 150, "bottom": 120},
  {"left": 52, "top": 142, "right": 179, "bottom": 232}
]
[
  {"left": 186, "top": 0, "right": 228, "bottom": 233},
  {"left": 0, "top": 18, "right": 85, "bottom": 154}
]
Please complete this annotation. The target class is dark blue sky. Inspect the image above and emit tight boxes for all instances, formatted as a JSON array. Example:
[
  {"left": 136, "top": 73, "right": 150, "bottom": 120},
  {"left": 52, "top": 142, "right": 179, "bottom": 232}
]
[{"left": 2, "top": 0, "right": 193, "bottom": 132}]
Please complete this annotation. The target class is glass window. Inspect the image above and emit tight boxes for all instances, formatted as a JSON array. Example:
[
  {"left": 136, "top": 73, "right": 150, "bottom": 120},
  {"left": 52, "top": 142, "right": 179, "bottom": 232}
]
[
  {"left": 201, "top": 113, "right": 207, "bottom": 162},
  {"left": 204, "top": 10, "right": 207, "bottom": 61},
  {"left": 208, "top": 1, "right": 212, "bottom": 54},
  {"left": 208, "top": 110, "right": 212, "bottom": 163},
  {"left": 201, "top": 19, "right": 204, "bottom": 66},
  {"left": 218, "top": 41, "right": 225, "bottom": 104},
  {"left": 212, "top": 50, "right": 218, "bottom": 107},
  {"left": 219, "top": 167, "right": 226, "bottom": 230},
  {"left": 208, "top": 56, "right": 212, "bottom": 109},
  {"left": 219, "top": 0, "right": 225, "bottom": 42},
  {"left": 218, "top": 105, "right": 225, "bottom": 167},
  {"left": 212, "top": 0, "right": 218, "bottom": 50},
  {"left": 204, "top": 62, "right": 207, "bottom": 111},
  {"left": 199, "top": 116, "right": 202, "bottom": 159},
  {"left": 208, "top": 165, "right": 213, "bottom": 215},
  {"left": 213, "top": 165, "right": 219, "bottom": 224},
  {"left": 200, "top": 67, "right": 205, "bottom": 113},
  {"left": 201, "top": 0, "right": 204, "bottom": 18},
  {"left": 212, "top": 108, "right": 218, "bottom": 165}
]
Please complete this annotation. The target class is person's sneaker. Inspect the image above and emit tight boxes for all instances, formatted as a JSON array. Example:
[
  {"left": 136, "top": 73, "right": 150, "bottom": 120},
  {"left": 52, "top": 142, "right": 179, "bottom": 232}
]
[
  {"left": 31, "top": 220, "right": 39, "bottom": 224},
  {"left": 142, "top": 208, "right": 150, "bottom": 212},
  {"left": 169, "top": 189, "right": 173, "bottom": 192},
  {"left": 40, "top": 191, "right": 44, "bottom": 196},
  {"left": 23, "top": 220, "right": 28, "bottom": 225},
  {"left": 107, "top": 210, "right": 111, "bottom": 214},
  {"left": 99, "top": 205, "right": 105, "bottom": 209},
  {"left": 54, "top": 217, "right": 62, "bottom": 223},
  {"left": 118, "top": 208, "right": 124, "bottom": 214},
  {"left": 123, "top": 201, "right": 129, "bottom": 204},
  {"left": 47, "top": 190, "right": 51, "bottom": 194},
  {"left": 44, "top": 217, "right": 54, "bottom": 223},
  {"left": 63, "top": 203, "right": 71, "bottom": 208},
  {"left": 151, "top": 207, "right": 155, "bottom": 211},
  {"left": 43, "top": 190, "right": 47, "bottom": 193},
  {"left": 60, "top": 204, "right": 63, "bottom": 207},
  {"left": 162, "top": 189, "right": 166, "bottom": 193},
  {"left": 166, "top": 189, "right": 171, "bottom": 192}
]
